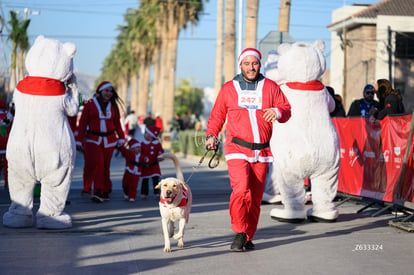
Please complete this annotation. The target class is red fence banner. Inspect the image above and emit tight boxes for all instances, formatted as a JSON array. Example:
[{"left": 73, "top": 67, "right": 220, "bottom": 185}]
[{"left": 332, "top": 115, "right": 414, "bottom": 204}]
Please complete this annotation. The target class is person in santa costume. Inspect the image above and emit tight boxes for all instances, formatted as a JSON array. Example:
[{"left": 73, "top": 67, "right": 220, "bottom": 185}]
[
  {"left": 0, "top": 99, "right": 13, "bottom": 189},
  {"left": 117, "top": 138, "right": 142, "bottom": 202},
  {"left": 205, "top": 48, "right": 291, "bottom": 252},
  {"left": 139, "top": 125, "right": 164, "bottom": 199},
  {"left": 76, "top": 81, "right": 125, "bottom": 203}
]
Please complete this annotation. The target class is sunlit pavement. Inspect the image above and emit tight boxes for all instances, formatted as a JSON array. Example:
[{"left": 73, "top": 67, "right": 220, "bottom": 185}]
[{"left": 0, "top": 151, "right": 413, "bottom": 275}]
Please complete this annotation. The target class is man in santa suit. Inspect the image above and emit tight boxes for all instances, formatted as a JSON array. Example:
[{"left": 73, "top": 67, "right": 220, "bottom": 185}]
[
  {"left": 76, "top": 81, "right": 125, "bottom": 202},
  {"left": 205, "top": 48, "right": 291, "bottom": 251}
]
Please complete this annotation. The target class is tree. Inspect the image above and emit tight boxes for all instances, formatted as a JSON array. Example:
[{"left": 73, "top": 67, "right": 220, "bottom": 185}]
[
  {"left": 214, "top": 0, "right": 224, "bottom": 97},
  {"left": 174, "top": 78, "right": 204, "bottom": 116},
  {"left": 245, "top": 0, "right": 259, "bottom": 48},
  {"left": 158, "top": 0, "right": 204, "bottom": 132},
  {"left": 8, "top": 11, "right": 30, "bottom": 91},
  {"left": 224, "top": 1, "right": 236, "bottom": 82}
]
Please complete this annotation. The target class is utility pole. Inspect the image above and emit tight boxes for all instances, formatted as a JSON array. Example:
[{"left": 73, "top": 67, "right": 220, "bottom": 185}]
[{"left": 342, "top": 28, "right": 348, "bottom": 107}]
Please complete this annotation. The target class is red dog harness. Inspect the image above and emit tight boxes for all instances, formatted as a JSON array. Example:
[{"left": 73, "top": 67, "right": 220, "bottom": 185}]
[{"left": 160, "top": 190, "right": 188, "bottom": 207}]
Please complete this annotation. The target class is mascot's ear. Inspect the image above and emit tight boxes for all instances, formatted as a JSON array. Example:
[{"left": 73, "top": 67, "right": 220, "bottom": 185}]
[
  {"left": 312, "top": 40, "right": 325, "bottom": 53},
  {"left": 34, "top": 35, "right": 45, "bottom": 44},
  {"left": 63, "top": 42, "right": 76, "bottom": 58},
  {"left": 277, "top": 43, "right": 291, "bottom": 55}
]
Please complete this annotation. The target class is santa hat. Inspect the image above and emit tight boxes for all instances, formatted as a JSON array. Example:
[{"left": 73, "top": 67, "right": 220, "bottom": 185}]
[
  {"left": 128, "top": 138, "right": 141, "bottom": 149},
  {"left": 96, "top": 81, "right": 113, "bottom": 93},
  {"left": 145, "top": 126, "right": 160, "bottom": 139},
  {"left": 238, "top": 48, "right": 262, "bottom": 64}
]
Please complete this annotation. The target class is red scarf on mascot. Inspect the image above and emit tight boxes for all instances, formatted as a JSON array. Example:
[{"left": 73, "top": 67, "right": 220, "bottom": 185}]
[{"left": 16, "top": 76, "right": 66, "bottom": 96}]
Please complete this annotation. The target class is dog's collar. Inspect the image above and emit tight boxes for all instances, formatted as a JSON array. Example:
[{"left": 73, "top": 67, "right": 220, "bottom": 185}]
[{"left": 160, "top": 190, "right": 188, "bottom": 207}]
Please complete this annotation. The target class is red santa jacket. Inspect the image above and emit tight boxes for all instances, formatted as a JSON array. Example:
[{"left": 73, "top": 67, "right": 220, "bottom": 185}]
[
  {"left": 206, "top": 76, "right": 291, "bottom": 163},
  {"left": 118, "top": 145, "right": 141, "bottom": 176},
  {"left": 139, "top": 138, "right": 164, "bottom": 178},
  {"left": 76, "top": 97, "right": 125, "bottom": 148}
]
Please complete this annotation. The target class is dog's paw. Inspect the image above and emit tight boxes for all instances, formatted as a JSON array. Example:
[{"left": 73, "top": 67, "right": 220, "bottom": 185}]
[
  {"left": 164, "top": 246, "right": 172, "bottom": 253},
  {"left": 177, "top": 239, "right": 184, "bottom": 248},
  {"left": 173, "top": 232, "right": 183, "bottom": 240}
]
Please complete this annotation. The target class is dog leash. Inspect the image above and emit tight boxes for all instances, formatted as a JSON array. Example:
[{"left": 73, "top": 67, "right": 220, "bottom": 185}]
[{"left": 185, "top": 143, "right": 221, "bottom": 184}]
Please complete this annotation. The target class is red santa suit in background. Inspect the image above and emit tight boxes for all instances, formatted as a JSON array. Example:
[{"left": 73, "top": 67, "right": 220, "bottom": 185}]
[
  {"left": 0, "top": 100, "right": 13, "bottom": 188},
  {"left": 76, "top": 81, "right": 125, "bottom": 202},
  {"left": 205, "top": 48, "right": 291, "bottom": 248},
  {"left": 139, "top": 126, "right": 164, "bottom": 199},
  {"left": 118, "top": 138, "right": 141, "bottom": 201}
]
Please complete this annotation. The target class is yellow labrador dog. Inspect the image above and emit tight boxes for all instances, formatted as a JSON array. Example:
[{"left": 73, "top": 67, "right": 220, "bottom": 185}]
[{"left": 155, "top": 153, "right": 192, "bottom": 253}]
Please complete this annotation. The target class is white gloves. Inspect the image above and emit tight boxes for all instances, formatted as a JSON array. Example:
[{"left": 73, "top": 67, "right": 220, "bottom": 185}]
[{"left": 117, "top": 139, "right": 125, "bottom": 147}]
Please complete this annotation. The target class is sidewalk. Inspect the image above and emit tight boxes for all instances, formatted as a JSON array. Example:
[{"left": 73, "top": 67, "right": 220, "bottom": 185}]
[{"left": 0, "top": 153, "right": 413, "bottom": 275}]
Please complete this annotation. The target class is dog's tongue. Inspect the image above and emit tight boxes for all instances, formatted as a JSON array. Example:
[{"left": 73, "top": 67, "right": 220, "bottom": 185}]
[{"left": 165, "top": 197, "right": 173, "bottom": 203}]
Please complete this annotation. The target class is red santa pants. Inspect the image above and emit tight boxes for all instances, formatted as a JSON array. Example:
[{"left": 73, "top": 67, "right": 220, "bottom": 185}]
[
  {"left": 83, "top": 142, "right": 115, "bottom": 194},
  {"left": 122, "top": 171, "right": 140, "bottom": 200},
  {"left": 227, "top": 159, "right": 268, "bottom": 241}
]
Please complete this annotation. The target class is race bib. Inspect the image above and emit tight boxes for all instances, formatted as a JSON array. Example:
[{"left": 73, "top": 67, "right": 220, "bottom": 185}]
[{"left": 238, "top": 90, "right": 262, "bottom": 109}]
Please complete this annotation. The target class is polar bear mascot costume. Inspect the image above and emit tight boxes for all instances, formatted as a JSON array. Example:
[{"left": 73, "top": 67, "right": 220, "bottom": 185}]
[
  {"left": 3, "top": 35, "right": 79, "bottom": 229},
  {"left": 268, "top": 40, "right": 340, "bottom": 223}
]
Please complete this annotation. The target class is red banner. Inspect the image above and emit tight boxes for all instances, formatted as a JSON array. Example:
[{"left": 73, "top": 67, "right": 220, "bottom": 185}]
[{"left": 332, "top": 115, "right": 414, "bottom": 204}]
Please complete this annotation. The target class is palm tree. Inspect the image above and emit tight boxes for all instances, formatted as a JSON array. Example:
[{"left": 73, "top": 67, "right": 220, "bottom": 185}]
[
  {"left": 245, "top": 0, "right": 259, "bottom": 48},
  {"left": 158, "top": 0, "right": 204, "bottom": 132},
  {"left": 214, "top": 0, "right": 224, "bottom": 96},
  {"left": 224, "top": 0, "right": 236, "bottom": 82},
  {"left": 8, "top": 11, "right": 30, "bottom": 91},
  {"left": 133, "top": 2, "right": 158, "bottom": 117}
]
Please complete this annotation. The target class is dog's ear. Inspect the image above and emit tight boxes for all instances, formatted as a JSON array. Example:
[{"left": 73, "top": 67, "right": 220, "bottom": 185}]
[{"left": 155, "top": 181, "right": 163, "bottom": 189}]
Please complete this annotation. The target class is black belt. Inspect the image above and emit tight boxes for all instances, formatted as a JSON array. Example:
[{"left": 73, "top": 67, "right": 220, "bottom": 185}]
[
  {"left": 132, "top": 160, "right": 158, "bottom": 168},
  {"left": 232, "top": 137, "right": 269, "bottom": 150},
  {"left": 90, "top": 130, "right": 115, "bottom": 137}
]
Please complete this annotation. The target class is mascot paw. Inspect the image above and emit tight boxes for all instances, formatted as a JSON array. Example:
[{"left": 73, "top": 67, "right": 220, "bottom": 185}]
[
  {"left": 262, "top": 193, "right": 282, "bottom": 204},
  {"left": 270, "top": 208, "right": 306, "bottom": 223},
  {"left": 36, "top": 212, "right": 72, "bottom": 229},
  {"left": 3, "top": 211, "right": 34, "bottom": 228},
  {"left": 307, "top": 208, "right": 339, "bottom": 223}
]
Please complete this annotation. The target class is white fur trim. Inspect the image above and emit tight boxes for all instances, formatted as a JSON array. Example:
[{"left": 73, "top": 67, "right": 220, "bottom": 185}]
[
  {"left": 98, "top": 82, "right": 113, "bottom": 92},
  {"left": 238, "top": 50, "right": 261, "bottom": 64},
  {"left": 145, "top": 128, "right": 157, "bottom": 139}
]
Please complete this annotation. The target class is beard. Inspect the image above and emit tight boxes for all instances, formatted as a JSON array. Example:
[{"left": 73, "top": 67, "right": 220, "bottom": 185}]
[{"left": 241, "top": 69, "right": 259, "bottom": 82}]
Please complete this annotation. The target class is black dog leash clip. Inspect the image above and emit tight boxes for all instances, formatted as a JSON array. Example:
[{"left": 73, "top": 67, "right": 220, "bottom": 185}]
[{"left": 199, "top": 141, "right": 220, "bottom": 169}]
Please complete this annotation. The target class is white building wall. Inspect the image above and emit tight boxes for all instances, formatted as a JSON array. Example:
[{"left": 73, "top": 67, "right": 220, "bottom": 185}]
[
  {"left": 329, "top": 6, "right": 368, "bottom": 97},
  {"left": 376, "top": 15, "right": 414, "bottom": 82}
]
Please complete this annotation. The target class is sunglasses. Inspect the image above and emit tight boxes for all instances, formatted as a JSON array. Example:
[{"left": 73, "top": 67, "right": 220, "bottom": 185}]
[{"left": 365, "top": 91, "right": 374, "bottom": 95}]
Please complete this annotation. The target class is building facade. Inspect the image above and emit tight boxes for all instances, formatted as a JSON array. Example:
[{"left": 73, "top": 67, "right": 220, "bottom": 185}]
[{"left": 328, "top": 0, "right": 414, "bottom": 113}]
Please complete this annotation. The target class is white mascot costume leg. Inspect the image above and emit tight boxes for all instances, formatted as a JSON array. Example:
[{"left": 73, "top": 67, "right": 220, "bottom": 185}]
[{"left": 3, "top": 35, "right": 79, "bottom": 229}]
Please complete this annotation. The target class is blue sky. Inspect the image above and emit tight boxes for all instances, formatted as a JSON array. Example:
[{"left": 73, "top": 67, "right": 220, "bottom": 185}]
[{"left": 1, "top": 0, "right": 379, "bottom": 88}]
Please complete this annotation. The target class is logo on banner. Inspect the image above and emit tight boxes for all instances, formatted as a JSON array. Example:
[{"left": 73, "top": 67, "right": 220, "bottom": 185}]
[
  {"left": 393, "top": 146, "right": 402, "bottom": 165},
  {"left": 340, "top": 148, "right": 345, "bottom": 159},
  {"left": 349, "top": 148, "right": 359, "bottom": 167},
  {"left": 394, "top": 147, "right": 401, "bottom": 156},
  {"left": 379, "top": 150, "right": 389, "bottom": 162}
]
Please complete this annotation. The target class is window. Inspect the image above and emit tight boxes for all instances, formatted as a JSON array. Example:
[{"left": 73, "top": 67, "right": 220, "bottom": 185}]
[{"left": 395, "top": 32, "right": 414, "bottom": 58}]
